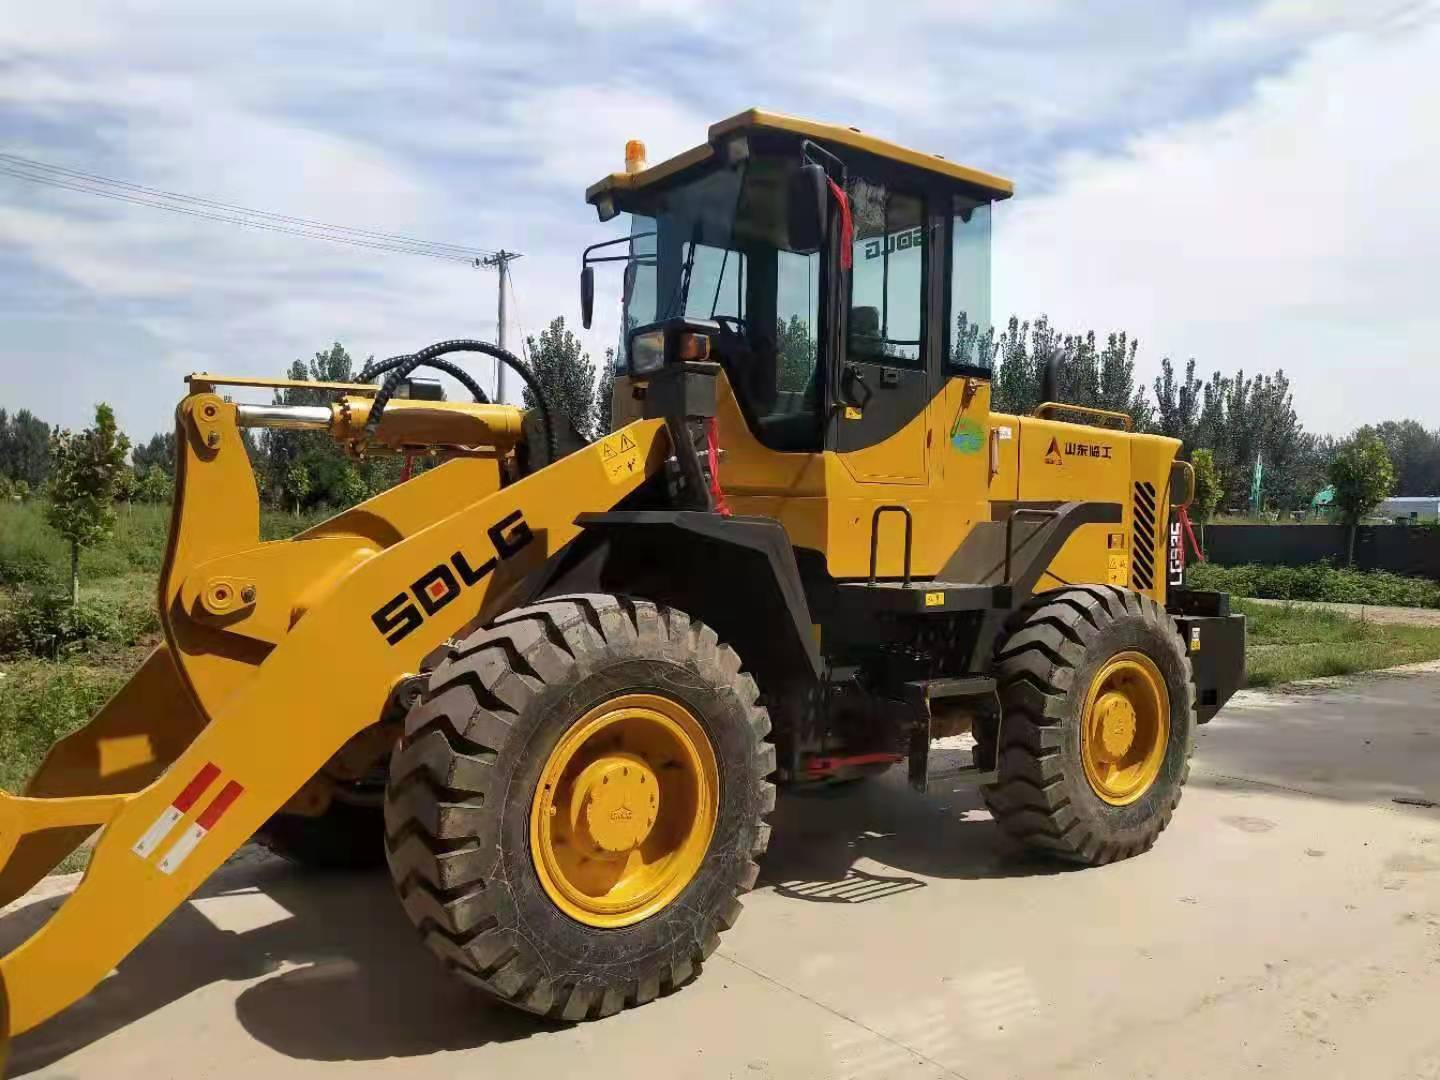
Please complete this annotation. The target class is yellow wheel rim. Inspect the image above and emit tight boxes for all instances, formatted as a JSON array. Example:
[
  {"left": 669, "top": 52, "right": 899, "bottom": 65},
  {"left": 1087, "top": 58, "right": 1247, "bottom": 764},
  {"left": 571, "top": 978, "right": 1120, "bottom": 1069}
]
[
  {"left": 530, "top": 693, "right": 718, "bottom": 928},
  {"left": 1080, "top": 651, "right": 1170, "bottom": 806}
]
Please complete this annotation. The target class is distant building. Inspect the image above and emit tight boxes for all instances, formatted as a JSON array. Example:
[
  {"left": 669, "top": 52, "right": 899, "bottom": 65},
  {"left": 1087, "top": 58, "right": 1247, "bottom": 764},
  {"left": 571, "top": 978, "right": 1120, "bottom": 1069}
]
[{"left": 1376, "top": 496, "right": 1440, "bottom": 523}]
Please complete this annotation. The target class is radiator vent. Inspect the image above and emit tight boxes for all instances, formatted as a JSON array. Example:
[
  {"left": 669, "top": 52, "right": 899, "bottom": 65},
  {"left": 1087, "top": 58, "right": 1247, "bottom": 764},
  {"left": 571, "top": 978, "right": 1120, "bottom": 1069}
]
[{"left": 1132, "top": 481, "right": 1157, "bottom": 590}]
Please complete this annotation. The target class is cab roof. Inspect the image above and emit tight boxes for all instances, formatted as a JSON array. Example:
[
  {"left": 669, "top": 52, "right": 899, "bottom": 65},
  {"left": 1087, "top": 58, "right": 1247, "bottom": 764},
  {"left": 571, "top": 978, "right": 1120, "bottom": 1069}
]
[{"left": 585, "top": 108, "right": 1014, "bottom": 216}]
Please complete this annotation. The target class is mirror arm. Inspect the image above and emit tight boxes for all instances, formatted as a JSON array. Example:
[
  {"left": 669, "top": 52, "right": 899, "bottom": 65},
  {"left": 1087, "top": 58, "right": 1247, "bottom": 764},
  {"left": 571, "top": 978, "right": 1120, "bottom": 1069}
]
[
  {"left": 581, "top": 231, "right": 657, "bottom": 269},
  {"left": 800, "top": 139, "right": 846, "bottom": 181},
  {"left": 580, "top": 232, "right": 658, "bottom": 331}
]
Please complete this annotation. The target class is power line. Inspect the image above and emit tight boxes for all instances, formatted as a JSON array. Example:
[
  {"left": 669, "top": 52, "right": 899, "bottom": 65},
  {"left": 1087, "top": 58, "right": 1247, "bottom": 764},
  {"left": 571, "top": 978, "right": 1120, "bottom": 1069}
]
[
  {"left": 0, "top": 151, "right": 497, "bottom": 257},
  {"left": 506, "top": 263, "right": 534, "bottom": 366},
  {"left": 0, "top": 151, "right": 506, "bottom": 264},
  {"left": 0, "top": 163, "right": 479, "bottom": 263}
]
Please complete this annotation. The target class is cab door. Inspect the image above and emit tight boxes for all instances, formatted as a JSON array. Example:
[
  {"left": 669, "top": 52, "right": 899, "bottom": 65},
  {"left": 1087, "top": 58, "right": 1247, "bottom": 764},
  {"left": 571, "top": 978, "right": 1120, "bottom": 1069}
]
[{"left": 832, "top": 181, "right": 928, "bottom": 484}]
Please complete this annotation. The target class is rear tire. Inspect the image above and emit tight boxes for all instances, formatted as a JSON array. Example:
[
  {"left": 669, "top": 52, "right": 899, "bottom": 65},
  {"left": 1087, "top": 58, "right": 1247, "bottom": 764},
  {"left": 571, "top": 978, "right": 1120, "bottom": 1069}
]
[
  {"left": 383, "top": 593, "right": 774, "bottom": 1020},
  {"left": 257, "top": 793, "right": 387, "bottom": 870},
  {"left": 979, "top": 586, "right": 1195, "bottom": 865}
]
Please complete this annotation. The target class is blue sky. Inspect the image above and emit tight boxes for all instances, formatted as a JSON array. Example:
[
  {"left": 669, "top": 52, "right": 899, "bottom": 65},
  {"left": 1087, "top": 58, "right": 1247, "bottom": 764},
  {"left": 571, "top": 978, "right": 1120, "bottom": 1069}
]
[{"left": 1, "top": 1, "right": 1436, "bottom": 440}]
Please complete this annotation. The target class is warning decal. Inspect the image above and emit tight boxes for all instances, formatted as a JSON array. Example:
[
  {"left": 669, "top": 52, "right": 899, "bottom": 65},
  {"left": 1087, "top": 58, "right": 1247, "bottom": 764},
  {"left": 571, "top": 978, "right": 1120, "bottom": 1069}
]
[
  {"left": 600, "top": 431, "right": 642, "bottom": 484},
  {"left": 132, "top": 761, "right": 219, "bottom": 858},
  {"left": 132, "top": 762, "right": 245, "bottom": 876},
  {"left": 159, "top": 780, "right": 245, "bottom": 875}
]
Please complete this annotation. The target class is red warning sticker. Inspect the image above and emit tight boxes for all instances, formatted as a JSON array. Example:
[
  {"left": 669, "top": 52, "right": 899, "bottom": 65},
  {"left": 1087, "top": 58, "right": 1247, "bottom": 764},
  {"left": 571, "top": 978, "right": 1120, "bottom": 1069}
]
[
  {"left": 132, "top": 762, "right": 220, "bottom": 859},
  {"left": 158, "top": 780, "right": 245, "bottom": 876}
]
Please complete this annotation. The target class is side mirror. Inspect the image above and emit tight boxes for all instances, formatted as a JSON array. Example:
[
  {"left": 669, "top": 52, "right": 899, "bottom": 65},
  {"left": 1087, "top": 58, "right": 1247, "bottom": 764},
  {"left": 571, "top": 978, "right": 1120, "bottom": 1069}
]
[
  {"left": 580, "top": 265, "right": 595, "bottom": 330},
  {"left": 787, "top": 162, "right": 829, "bottom": 254},
  {"left": 622, "top": 261, "right": 637, "bottom": 307},
  {"left": 1171, "top": 459, "right": 1196, "bottom": 509}
]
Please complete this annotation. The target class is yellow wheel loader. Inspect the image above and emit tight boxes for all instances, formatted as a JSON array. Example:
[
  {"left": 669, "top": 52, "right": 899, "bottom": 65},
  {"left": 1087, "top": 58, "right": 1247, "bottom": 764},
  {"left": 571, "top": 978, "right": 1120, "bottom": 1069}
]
[{"left": 0, "top": 109, "right": 1245, "bottom": 1051}]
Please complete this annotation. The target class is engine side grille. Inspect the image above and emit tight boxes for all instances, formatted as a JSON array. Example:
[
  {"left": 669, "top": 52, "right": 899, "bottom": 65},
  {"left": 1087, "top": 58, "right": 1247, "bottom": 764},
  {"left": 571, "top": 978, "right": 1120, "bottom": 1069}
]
[{"left": 1132, "top": 481, "right": 1157, "bottom": 590}]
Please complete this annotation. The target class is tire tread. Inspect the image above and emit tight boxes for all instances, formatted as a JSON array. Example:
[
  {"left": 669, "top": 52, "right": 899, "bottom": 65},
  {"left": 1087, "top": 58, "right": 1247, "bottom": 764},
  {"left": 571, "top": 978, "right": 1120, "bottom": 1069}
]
[{"left": 384, "top": 592, "right": 774, "bottom": 1020}]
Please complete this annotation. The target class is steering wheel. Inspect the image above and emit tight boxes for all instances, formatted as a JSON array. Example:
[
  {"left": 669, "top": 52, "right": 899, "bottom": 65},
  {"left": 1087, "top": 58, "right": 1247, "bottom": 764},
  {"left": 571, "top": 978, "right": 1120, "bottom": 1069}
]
[{"left": 712, "top": 315, "right": 750, "bottom": 338}]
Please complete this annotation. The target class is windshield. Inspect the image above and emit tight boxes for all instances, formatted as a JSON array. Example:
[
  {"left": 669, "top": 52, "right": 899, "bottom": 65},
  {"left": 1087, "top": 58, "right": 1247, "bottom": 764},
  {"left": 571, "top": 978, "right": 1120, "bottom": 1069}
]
[{"left": 618, "top": 157, "right": 824, "bottom": 448}]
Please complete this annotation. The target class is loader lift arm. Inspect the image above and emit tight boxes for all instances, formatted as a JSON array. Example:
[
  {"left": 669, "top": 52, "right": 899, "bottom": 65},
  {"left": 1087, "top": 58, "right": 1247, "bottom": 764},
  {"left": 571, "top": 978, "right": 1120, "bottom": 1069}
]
[{"left": 0, "top": 375, "right": 668, "bottom": 1041}]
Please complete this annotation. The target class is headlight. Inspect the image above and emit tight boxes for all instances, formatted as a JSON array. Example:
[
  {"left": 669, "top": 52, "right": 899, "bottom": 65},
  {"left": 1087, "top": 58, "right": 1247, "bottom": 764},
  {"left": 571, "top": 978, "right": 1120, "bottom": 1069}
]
[{"left": 630, "top": 329, "right": 666, "bottom": 375}]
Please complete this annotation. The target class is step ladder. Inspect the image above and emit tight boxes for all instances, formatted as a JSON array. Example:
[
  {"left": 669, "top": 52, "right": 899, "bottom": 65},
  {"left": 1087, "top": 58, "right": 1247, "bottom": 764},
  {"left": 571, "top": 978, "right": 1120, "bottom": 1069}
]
[{"left": 902, "top": 675, "right": 1001, "bottom": 793}]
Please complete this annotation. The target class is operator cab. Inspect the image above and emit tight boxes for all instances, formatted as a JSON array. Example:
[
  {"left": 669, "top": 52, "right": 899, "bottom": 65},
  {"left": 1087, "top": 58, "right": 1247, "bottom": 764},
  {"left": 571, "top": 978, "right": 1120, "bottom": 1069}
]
[{"left": 583, "top": 109, "right": 1013, "bottom": 457}]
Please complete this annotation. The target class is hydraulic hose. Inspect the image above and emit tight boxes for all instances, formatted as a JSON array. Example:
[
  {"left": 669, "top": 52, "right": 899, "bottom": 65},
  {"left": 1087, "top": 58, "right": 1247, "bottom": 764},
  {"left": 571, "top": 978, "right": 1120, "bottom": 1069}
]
[
  {"left": 357, "top": 354, "right": 406, "bottom": 381},
  {"left": 366, "top": 339, "right": 556, "bottom": 463},
  {"left": 357, "top": 354, "right": 491, "bottom": 406}
]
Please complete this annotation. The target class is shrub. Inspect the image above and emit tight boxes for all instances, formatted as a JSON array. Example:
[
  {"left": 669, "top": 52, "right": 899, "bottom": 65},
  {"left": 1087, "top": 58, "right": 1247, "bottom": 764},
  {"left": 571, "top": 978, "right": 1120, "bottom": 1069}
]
[
  {"left": 0, "top": 542, "right": 58, "bottom": 588},
  {"left": 0, "top": 586, "right": 149, "bottom": 658},
  {"left": 1188, "top": 561, "right": 1440, "bottom": 608}
]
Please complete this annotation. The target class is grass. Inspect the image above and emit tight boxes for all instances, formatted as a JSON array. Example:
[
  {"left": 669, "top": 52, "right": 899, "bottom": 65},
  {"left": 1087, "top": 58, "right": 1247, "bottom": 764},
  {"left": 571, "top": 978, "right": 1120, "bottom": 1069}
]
[
  {"left": 0, "top": 497, "right": 332, "bottom": 789},
  {"left": 1236, "top": 598, "right": 1440, "bottom": 687},
  {"left": 0, "top": 497, "right": 334, "bottom": 873},
  {"left": 0, "top": 657, "right": 130, "bottom": 793},
  {"left": 0, "top": 500, "right": 326, "bottom": 588},
  {"left": 1189, "top": 561, "right": 1440, "bottom": 609}
]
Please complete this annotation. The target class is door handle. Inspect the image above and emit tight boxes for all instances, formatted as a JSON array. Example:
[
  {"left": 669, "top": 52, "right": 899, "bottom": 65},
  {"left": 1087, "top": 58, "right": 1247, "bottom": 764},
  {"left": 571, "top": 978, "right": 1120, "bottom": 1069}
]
[
  {"left": 842, "top": 364, "right": 871, "bottom": 406},
  {"left": 879, "top": 368, "right": 899, "bottom": 387}
]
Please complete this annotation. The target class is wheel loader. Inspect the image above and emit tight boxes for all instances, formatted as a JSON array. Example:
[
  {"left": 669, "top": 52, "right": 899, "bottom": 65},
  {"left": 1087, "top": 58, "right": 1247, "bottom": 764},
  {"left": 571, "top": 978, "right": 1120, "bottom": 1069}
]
[{"left": 0, "top": 108, "right": 1244, "bottom": 1053}]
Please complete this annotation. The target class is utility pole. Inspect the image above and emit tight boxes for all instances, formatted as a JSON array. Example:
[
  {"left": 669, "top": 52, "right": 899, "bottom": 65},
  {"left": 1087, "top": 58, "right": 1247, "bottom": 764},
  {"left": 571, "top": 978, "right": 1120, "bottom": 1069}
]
[{"left": 481, "top": 250, "right": 521, "bottom": 402}]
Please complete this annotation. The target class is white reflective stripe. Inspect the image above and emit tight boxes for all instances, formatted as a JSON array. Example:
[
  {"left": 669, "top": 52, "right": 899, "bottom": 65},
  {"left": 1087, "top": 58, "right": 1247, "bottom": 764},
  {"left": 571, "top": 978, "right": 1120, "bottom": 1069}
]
[
  {"left": 158, "top": 823, "right": 207, "bottom": 875},
  {"left": 132, "top": 805, "right": 183, "bottom": 859}
]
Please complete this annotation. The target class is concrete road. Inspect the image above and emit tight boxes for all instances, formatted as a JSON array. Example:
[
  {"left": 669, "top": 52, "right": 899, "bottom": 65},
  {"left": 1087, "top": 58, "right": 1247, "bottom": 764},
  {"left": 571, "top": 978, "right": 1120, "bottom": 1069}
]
[
  {"left": 1245, "top": 597, "right": 1440, "bottom": 627},
  {"left": 7, "top": 668, "right": 1440, "bottom": 1080}
]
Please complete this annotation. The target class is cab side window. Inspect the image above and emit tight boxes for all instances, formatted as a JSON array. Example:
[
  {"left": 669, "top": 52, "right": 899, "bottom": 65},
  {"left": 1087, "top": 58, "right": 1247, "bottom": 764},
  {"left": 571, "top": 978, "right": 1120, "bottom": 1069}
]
[{"left": 947, "top": 198, "right": 993, "bottom": 373}]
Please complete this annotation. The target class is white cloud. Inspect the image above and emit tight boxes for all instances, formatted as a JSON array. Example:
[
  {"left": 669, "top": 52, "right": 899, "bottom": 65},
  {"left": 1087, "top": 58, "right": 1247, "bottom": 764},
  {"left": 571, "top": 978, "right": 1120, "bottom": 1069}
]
[
  {"left": 994, "top": 1, "right": 1440, "bottom": 435},
  {"left": 0, "top": 0, "right": 1432, "bottom": 443}
]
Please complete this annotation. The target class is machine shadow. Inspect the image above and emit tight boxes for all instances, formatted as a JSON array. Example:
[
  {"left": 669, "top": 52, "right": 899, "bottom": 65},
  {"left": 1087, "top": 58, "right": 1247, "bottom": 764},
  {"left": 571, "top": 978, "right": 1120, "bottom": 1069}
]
[
  {"left": 4, "top": 770, "right": 1067, "bottom": 1072},
  {"left": 757, "top": 769, "right": 1078, "bottom": 897},
  {"left": 3, "top": 853, "right": 544, "bottom": 1073}
]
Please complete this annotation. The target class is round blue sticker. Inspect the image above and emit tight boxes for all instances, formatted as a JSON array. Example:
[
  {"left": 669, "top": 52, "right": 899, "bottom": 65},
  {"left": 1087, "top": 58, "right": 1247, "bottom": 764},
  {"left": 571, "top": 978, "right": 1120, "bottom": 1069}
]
[{"left": 950, "top": 417, "right": 984, "bottom": 454}]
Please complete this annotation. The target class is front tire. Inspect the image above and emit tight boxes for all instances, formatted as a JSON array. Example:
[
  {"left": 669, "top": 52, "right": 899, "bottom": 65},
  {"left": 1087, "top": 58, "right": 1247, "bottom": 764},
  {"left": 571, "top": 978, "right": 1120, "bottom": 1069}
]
[
  {"left": 979, "top": 586, "right": 1195, "bottom": 865},
  {"left": 383, "top": 594, "right": 774, "bottom": 1021}
]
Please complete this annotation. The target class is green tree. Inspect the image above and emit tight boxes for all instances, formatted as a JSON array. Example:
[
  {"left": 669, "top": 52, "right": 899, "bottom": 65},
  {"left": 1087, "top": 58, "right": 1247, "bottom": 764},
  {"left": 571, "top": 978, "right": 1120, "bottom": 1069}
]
[
  {"left": 950, "top": 312, "right": 997, "bottom": 370},
  {"left": 255, "top": 343, "right": 406, "bottom": 508},
  {"left": 1328, "top": 433, "right": 1395, "bottom": 565},
  {"left": 524, "top": 316, "right": 597, "bottom": 442},
  {"left": 1093, "top": 330, "right": 1155, "bottom": 431},
  {"left": 132, "top": 431, "right": 176, "bottom": 478},
  {"left": 113, "top": 466, "right": 139, "bottom": 509},
  {"left": 989, "top": 315, "right": 1151, "bottom": 427},
  {"left": 593, "top": 348, "right": 617, "bottom": 437},
  {"left": 45, "top": 403, "right": 131, "bottom": 604},
  {"left": 1189, "top": 448, "right": 1223, "bottom": 553},
  {"left": 1355, "top": 420, "right": 1440, "bottom": 496},
  {"left": 1152, "top": 357, "right": 1203, "bottom": 446},
  {"left": 1194, "top": 371, "right": 1230, "bottom": 466},
  {"left": 1217, "top": 370, "right": 1307, "bottom": 513},
  {"left": 991, "top": 315, "right": 1055, "bottom": 415},
  {"left": 0, "top": 408, "right": 54, "bottom": 488},
  {"left": 283, "top": 462, "right": 312, "bottom": 517},
  {"left": 1153, "top": 361, "right": 1311, "bottom": 514},
  {"left": 1293, "top": 432, "right": 1338, "bottom": 512},
  {"left": 335, "top": 463, "right": 368, "bottom": 508},
  {"left": 776, "top": 314, "right": 817, "bottom": 392},
  {"left": 136, "top": 467, "right": 174, "bottom": 504}
]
